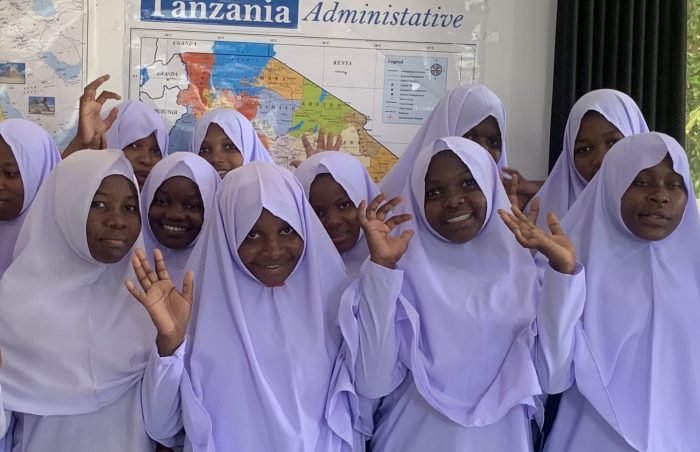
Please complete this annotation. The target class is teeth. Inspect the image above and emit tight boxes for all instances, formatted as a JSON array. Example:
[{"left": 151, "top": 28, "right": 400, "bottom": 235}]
[
  {"left": 446, "top": 213, "right": 472, "bottom": 224},
  {"left": 217, "top": 170, "right": 229, "bottom": 177},
  {"left": 264, "top": 265, "right": 281, "bottom": 269},
  {"left": 162, "top": 224, "right": 186, "bottom": 232}
]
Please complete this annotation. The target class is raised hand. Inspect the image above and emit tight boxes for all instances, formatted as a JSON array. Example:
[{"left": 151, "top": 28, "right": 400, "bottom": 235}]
[
  {"left": 501, "top": 167, "right": 544, "bottom": 210},
  {"left": 125, "top": 248, "right": 194, "bottom": 356},
  {"left": 291, "top": 129, "right": 343, "bottom": 167},
  {"left": 498, "top": 200, "right": 576, "bottom": 274},
  {"left": 63, "top": 74, "right": 122, "bottom": 157},
  {"left": 358, "top": 194, "right": 414, "bottom": 269}
]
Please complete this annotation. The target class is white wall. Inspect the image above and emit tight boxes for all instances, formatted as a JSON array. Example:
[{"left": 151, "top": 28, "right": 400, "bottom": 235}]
[{"left": 87, "top": 0, "right": 557, "bottom": 179}]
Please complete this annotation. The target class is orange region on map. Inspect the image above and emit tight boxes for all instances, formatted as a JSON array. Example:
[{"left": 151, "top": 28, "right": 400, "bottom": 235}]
[
  {"left": 254, "top": 59, "right": 304, "bottom": 101},
  {"left": 178, "top": 53, "right": 214, "bottom": 116}
]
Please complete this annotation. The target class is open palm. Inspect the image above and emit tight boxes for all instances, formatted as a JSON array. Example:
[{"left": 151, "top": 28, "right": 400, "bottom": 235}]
[{"left": 358, "top": 194, "right": 414, "bottom": 269}]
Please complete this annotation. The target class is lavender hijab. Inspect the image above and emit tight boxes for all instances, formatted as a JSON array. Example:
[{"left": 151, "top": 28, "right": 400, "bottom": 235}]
[
  {"left": 294, "top": 151, "right": 381, "bottom": 276},
  {"left": 344, "top": 137, "right": 541, "bottom": 426},
  {"left": 559, "top": 132, "right": 700, "bottom": 450},
  {"left": 380, "top": 84, "right": 509, "bottom": 197},
  {"left": 0, "top": 119, "right": 60, "bottom": 277},
  {"left": 179, "top": 162, "right": 354, "bottom": 451},
  {"left": 0, "top": 149, "right": 155, "bottom": 415},
  {"left": 189, "top": 108, "right": 273, "bottom": 163},
  {"left": 532, "top": 89, "right": 648, "bottom": 227},
  {"left": 141, "top": 153, "right": 219, "bottom": 284},
  {"left": 104, "top": 100, "right": 169, "bottom": 155}
]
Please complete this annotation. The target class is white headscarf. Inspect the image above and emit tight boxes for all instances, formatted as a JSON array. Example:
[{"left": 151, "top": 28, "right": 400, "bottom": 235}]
[
  {"left": 105, "top": 100, "right": 169, "bottom": 156},
  {"left": 380, "top": 84, "right": 509, "bottom": 197},
  {"left": 560, "top": 132, "right": 700, "bottom": 450},
  {"left": 0, "top": 149, "right": 155, "bottom": 415},
  {"left": 0, "top": 119, "right": 60, "bottom": 276},
  {"left": 141, "top": 152, "right": 220, "bottom": 284},
  {"left": 294, "top": 151, "right": 381, "bottom": 276},
  {"left": 180, "top": 162, "right": 354, "bottom": 451}
]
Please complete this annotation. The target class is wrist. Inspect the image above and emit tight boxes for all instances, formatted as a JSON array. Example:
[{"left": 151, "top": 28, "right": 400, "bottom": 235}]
[
  {"left": 370, "top": 256, "right": 396, "bottom": 269},
  {"left": 156, "top": 333, "right": 184, "bottom": 357},
  {"left": 550, "top": 259, "right": 576, "bottom": 275}
]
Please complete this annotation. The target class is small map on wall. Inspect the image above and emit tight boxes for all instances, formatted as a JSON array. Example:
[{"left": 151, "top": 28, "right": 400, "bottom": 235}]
[{"left": 0, "top": 0, "right": 87, "bottom": 150}]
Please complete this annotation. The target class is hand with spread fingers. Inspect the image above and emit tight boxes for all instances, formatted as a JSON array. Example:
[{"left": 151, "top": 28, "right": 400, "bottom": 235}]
[
  {"left": 63, "top": 74, "right": 122, "bottom": 157},
  {"left": 498, "top": 197, "right": 576, "bottom": 274},
  {"left": 124, "top": 248, "right": 194, "bottom": 356},
  {"left": 291, "top": 128, "right": 343, "bottom": 168},
  {"left": 358, "top": 194, "right": 414, "bottom": 269}
]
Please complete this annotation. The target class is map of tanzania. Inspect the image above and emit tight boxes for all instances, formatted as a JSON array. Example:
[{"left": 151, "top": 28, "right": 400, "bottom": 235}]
[
  {"left": 0, "top": 0, "right": 85, "bottom": 149},
  {"left": 136, "top": 36, "right": 415, "bottom": 180}
]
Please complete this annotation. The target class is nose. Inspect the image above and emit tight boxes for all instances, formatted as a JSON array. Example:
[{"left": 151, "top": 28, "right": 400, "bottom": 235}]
[
  {"left": 262, "top": 236, "right": 284, "bottom": 260},
  {"left": 105, "top": 209, "right": 128, "bottom": 229},
  {"left": 211, "top": 147, "right": 226, "bottom": 164},
  {"left": 324, "top": 209, "right": 342, "bottom": 228},
  {"left": 445, "top": 189, "right": 465, "bottom": 209},
  {"left": 591, "top": 148, "right": 606, "bottom": 170},
  {"left": 164, "top": 206, "right": 186, "bottom": 222},
  {"left": 137, "top": 149, "right": 159, "bottom": 166},
  {"left": 648, "top": 185, "right": 670, "bottom": 204}
]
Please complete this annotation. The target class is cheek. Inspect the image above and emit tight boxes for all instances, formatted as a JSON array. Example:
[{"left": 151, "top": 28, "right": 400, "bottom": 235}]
[
  {"left": 127, "top": 215, "right": 142, "bottom": 243},
  {"left": 227, "top": 152, "right": 244, "bottom": 168},
  {"left": 423, "top": 201, "right": 441, "bottom": 227},
  {"left": 288, "top": 237, "right": 305, "bottom": 262}
]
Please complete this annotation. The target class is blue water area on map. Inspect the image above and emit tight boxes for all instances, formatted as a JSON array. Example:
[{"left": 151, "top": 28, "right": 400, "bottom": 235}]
[
  {"left": 168, "top": 109, "right": 197, "bottom": 153},
  {"left": 32, "top": 0, "right": 56, "bottom": 16},
  {"left": 140, "top": 68, "right": 150, "bottom": 87},
  {"left": 209, "top": 42, "right": 276, "bottom": 96},
  {"left": 40, "top": 53, "right": 82, "bottom": 84},
  {"left": 256, "top": 89, "right": 300, "bottom": 136},
  {"left": 319, "top": 90, "right": 327, "bottom": 102},
  {"left": 289, "top": 120, "right": 304, "bottom": 132}
]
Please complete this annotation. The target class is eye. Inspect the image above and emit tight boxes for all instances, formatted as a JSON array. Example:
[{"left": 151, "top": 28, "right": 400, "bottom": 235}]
[
  {"left": 199, "top": 146, "right": 211, "bottom": 155},
  {"left": 153, "top": 196, "right": 168, "bottom": 207},
  {"left": 574, "top": 145, "right": 591, "bottom": 156},
  {"left": 223, "top": 142, "right": 239, "bottom": 152},
  {"left": 338, "top": 201, "right": 352, "bottom": 210},
  {"left": 151, "top": 147, "right": 161, "bottom": 156},
  {"left": 487, "top": 137, "right": 501, "bottom": 147},
  {"left": 461, "top": 177, "right": 478, "bottom": 189},
  {"left": 313, "top": 208, "right": 326, "bottom": 220},
  {"left": 247, "top": 230, "right": 262, "bottom": 239},
  {"left": 3, "top": 170, "right": 19, "bottom": 178},
  {"left": 632, "top": 178, "right": 649, "bottom": 187},
  {"left": 463, "top": 132, "right": 474, "bottom": 141},
  {"left": 280, "top": 226, "right": 296, "bottom": 236},
  {"left": 125, "top": 204, "right": 139, "bottom": 213},
  {"left": 90, "top": 201, "right": 107, "bottom": 209},
  {"left": 425, "top": 187, "right": 441, "bottom": 198},
  {"left": 606, "top": 138, "right": 621, "bottom": 148},
  {"left": 125, "top": 142, "right": 139, "bottom": 149},
  {"left": 185, "top": 201, "right": 204, "bottom": 210}
]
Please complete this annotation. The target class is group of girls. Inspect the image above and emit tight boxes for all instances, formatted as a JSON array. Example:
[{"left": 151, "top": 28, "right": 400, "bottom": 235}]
[{"left": 0, "top": 72, "right": 697, "bottom": 452}]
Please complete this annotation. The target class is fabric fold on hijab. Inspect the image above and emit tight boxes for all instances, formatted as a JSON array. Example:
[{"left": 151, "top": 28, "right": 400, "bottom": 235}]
[
  {"left": 0, "top": 149, "right": 155, "bottom": 416},
  {"left": 104, "top": 100, "right": 169, "bottom": 156},
  {"left": 180, "top": 161, "right": 354, "bottom": 451},
  {"left": 141, "top": 153, "right": 220, "bottom": 284},
  {"left": 343, "top": 136, "right": 541, "bottom": 427},
  {"left": 532, "top": 89, "right": 648, "bottom": 227},
  {"left": 380, "top": 84, "right": 509, "bottom": 197},
  {"left": 559, "top": 132, "right": 700, "bottom": 451},
  {"left": 295, "top": 151, "right": 381, "bottom": 276},
  {"left": 0, "top": 119, "right": 60, "bottom": 276},
  {"left": 189, "top": 108, "right": 273, "bottom": 164}
]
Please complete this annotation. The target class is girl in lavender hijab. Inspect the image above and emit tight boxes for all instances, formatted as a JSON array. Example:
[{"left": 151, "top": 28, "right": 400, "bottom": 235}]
[
  {"left": 141, "top": 152, "right": 219, "bottom": 285},
  {"left": 380, "top": 84, "right": 509, "bottom": 198},
  {"left": 0, "top": 149, "right": 157, "bottom": 451},
  {"left": 0, "top": 119, "right": 60, "bottom": 277},
  {"left": 190, "top": 108, "right": 273, "bottom": 178},
  {"left": 500, "top": 132, "right": 700, "bottom": 451},
  {"left": 527, "top": 89, "right": 648, "bottom": 228},
  {"left": 295, "top": 151, "right": 381, "bottom": 276},
  {"left": 338, "top": 137, "right": 577, "bottom": 451},
  {"left": 127, "top": 162, "right": 393, "bottom": 451}
]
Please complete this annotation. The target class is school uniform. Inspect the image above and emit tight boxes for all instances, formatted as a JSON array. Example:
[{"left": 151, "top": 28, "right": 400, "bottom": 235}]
[
  {"left": 0, "top": 149, "right": 156, "bottom": 451},
  {"left": 538, "top": 133, "right": 700, "bottom": 451},
  {"left": 105, "top": 99, "right": 170, "bottom": 156}
]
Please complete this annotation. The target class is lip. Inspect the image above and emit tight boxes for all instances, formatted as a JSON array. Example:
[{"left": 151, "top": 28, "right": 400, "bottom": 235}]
[
  {"left": 158, "top": 222, "right": 190, "bottom": 234},
  {"left": 442, "top": 212, "right": 474, "bottom": 225},
  {"left": 101, "top": 238, "right": 128, "bottom": 248},
  {"left": 329, "top": 230, "right": 350, "bottom": 244},
  {"left": 214, "top": 167, "right": 232, "bottom": 178},
  {"left": 638, "top": 212, "right": 671, "bottom": 225}
]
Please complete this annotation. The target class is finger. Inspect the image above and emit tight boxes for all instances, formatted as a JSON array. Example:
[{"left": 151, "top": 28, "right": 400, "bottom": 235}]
[
  {"left": 384, "top": 213, "right": 413, "bottom": 230},
  {"left": 527, "top": 197, "right": 540, "bottom": 224},
  {"left": 547, "top": 212, "right": 564, "bottom": 236},
  {"left": 290, "top": 159, "right": 301, "bottom": 168},
  {"left": 301, "top": 134, "right": 314, "bottom": 156},
  {"left": 497, "top": 209, "right": 522, "bottom": 235},
  {"left": 356, "top": 200, "right": 368, "bottom": 226},
  {"left": 501, "top": 167, "right": 522, "bottom": 177},
  {"left": 103, "top": 107, "right": 119, "bottom": 131},
  {"left": 98, "top": 133, "right": 108, "bottom": 150},
  {"left": 366, "top": 194, "right": 386, "bottom": 221},
  {"left": 137, "top": 248, "right": 159, "bottom": 284},
  {"left": 95, "top": 91, "right": 121, "bottom": 105},
  {"left": 181, "top": 270, "right": 195, "bottom": 306},
  {"left": 504, "top": 172, "right": 519, "bottom": 206},
  {"left": 399, "top": 229, "right": 415, "bottom": 243},
  {"left": 317, "top": 128, "right": 326, "bottom": 149},
  {"left": 131, "top": 254, "right": 153, "bottom": 290},
  {"left": 153, "top": 249, "right": 171, "bottom": 281},
  {"left": 124, "top": 279, "right": 147, "bottom": 304},
  {"left": 82, "top": 74, "right": 110, "bottom": 99},
  {"left": 511, "top": 204, "right": 533, "bottom": 225},
  {"left": 376, "top": 195, "right": 402, "bottom": 218},
  {"left": 332, "top": 133, "right": 343, "bottom": 150}
]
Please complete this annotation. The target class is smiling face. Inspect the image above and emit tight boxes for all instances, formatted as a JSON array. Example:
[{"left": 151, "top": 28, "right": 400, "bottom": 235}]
[
  {"left": 462, "top": 115, "right": 502, "bottom": 163},
  {"left": 620, "top": 155, "right": 688, "bottom": 241},
  {"left": 573, "top": 111, "right": 624, "bottom": 182},
  {"left": 86, "top": 175, "right": 141, "bottom": 263},
  {"left": 198, "top": 122, "right": 244, "bottom": 178},
  {"left": 237, "top": 208, "right": 304, "bottom": 287},
  {"left": 122, "top": 132, "right": 162, "bottom": 189},
  {"left": 148, "top": 176, "right": 204, "bottom": 250},
  {"left": 423, "top": 150, "right": 487, "bottom": 243},
  {"left": 0, "top": 137, "right": 24, "bottom": 221},
  {"left": 308, "top": 174, "right": 360, "bottom": 253}
]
